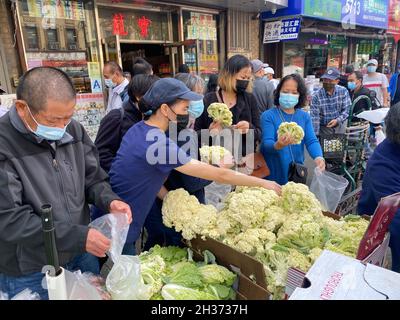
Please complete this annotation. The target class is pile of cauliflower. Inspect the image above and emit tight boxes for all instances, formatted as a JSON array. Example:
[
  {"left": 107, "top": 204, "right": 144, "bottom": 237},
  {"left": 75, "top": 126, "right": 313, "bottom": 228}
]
[
  {"left": 162, "top": 182, "right": 369, "bottom": 300},
  {"left": 207, "top": 103, "right": 233, "bottom": 127},
  {"left": 278, "top": 122, "right": 305, "bottom": 144}
]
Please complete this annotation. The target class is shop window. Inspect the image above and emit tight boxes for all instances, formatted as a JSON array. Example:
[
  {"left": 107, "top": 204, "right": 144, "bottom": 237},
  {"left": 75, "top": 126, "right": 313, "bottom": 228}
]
[{"left": 182, "top": 10, "right": 219, "bottom": 79}]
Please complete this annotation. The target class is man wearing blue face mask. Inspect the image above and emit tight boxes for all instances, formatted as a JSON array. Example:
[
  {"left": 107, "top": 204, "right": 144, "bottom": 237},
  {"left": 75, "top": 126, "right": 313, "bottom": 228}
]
[
  {"left": 0, "top": 67, "right": 132, "bottom": 299},
  {"left": 363, "top": 59, "right": 389, "bottom": 108},
  {"left": 103, "top": 61, "right": 130, "bottom": 113}
]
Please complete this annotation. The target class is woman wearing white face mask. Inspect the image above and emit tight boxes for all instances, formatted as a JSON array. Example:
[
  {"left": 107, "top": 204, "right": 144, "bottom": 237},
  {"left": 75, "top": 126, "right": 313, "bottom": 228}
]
[{"left": 260, "top": 74, "right": 325, "bottom": 185}]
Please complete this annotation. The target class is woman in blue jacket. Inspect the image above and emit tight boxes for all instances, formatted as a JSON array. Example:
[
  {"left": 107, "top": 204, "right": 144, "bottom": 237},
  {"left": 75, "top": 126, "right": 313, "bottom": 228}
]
[{"left": 261, "top": 74, "right": 325, "bottom": 185}]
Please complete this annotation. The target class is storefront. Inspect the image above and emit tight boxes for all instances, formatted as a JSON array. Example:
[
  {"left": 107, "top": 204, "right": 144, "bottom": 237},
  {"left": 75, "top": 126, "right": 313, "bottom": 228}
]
[
  {"left": 388, "top": 0, "right": 400, "bottom": 69},
  {"left": 95, "top": 0, "right": 222, "bottom": 81},
  {"left": 261, "top": 0, "right": 391, "bottom": 79},
  {"left": 12, "top": 0, "right": 226, "bottom": 139}
]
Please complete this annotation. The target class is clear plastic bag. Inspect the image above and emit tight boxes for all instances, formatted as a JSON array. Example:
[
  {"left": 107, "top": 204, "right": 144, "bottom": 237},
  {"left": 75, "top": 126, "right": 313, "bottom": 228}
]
[
  {"left": 68, "top": 271, "right": 110, "bottom": 300},
  {"left": 106, "top": 255, "right": 152, "bottom": 300},
  {"left": 310, "top": 167, "right": 349, "bottom": 212},
  {"left": 11, "top": 288, "right": 41, "bottom": 300},
  {"left": 89, "top": 214, "right": 129, "bottom": 263}
]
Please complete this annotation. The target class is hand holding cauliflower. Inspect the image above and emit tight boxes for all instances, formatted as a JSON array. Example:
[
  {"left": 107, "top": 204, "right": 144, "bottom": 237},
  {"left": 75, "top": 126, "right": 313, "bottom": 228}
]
[
  {"left": 278, "top": 122, "right": 305, "bottom": 145},
  {"left": 207, "top": 103, "right": 233, "bottom": 127}
]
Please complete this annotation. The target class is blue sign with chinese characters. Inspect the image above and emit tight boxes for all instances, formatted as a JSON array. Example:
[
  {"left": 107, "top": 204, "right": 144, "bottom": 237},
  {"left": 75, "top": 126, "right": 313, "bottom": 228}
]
[
  {"left": 280, "top": 18, "right": 301, "bottom": 41},
  {"left": 261, "top": 0, "right": 389, "bottom": 29}
]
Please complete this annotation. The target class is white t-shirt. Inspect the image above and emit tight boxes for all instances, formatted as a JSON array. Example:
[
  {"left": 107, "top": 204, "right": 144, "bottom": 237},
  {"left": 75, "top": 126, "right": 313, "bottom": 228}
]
[
  {"left": 363, "top": 73, "right": 389, "bottom": 106},
  {"left": 106, "top": 78, "right": 129, "bottom": 113}
]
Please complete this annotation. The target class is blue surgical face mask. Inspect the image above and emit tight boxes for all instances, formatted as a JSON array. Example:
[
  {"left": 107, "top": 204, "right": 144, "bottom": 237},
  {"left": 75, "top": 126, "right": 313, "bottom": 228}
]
[
  {"left": 279, "top": 93, "right": 299, "bottom": 109},
  {"left": 104, "top": 78, "right": 117, "bottom": 89},
  {"left": 348, "top": 81, "right": 357, "bottom": 91},
  {"left": 27, "top": 106, "right": 69, "bottom": 141},
  {"left": 367, "top": 66, "right": 377, "bottom": 73},
  {"left": 188, "top": 100, "right": 204, "bottom": 119}
]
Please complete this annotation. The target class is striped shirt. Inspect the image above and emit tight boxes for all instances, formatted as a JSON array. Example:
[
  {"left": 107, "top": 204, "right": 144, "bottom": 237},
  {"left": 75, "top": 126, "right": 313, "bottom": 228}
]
[
  {"left": 310, "top": 85, "right": 352, "bottom": 135},
  {"left": 363, "top": 73, "right": 389, "bottom": 106}
]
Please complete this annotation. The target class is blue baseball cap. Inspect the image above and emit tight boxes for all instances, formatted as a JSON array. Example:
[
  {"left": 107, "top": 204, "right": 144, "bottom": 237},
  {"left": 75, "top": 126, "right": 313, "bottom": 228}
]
[
  {"left": 321, "top": 67, "right": 341, "bottom": 80},
  {"left": 142, "top": 78, "right": 203, "bottom": 110}
]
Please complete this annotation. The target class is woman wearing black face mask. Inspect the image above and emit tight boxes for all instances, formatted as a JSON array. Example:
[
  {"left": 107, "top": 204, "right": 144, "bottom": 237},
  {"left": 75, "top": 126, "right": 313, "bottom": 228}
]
[
  {"left": 109, "top": 78, "right": 281, "bottom": 255},
  {"left": 195, "top": 55, "right": 262, "bottom": 158}
]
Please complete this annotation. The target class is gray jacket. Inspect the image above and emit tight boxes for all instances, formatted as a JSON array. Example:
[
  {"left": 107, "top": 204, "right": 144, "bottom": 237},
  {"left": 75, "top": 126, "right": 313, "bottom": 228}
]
[
  {"left": 0, "top": 106, "right": 120, "bottom": 276},
  {"left": 252, "top": 77, "right": 275, "bottom": 114}
]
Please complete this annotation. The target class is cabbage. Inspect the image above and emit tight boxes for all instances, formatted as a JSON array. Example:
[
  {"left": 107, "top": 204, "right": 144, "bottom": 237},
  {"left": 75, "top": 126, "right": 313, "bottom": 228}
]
[
  {"left": 198, "top": 264, "right": 237, "bottom": 287},
  {"left": 278, "top": 122, "right": 305, "bottom": 144},
  {"left": 162, "top": 262, "right": 204, "bottom": 288},
  {"left": 161, "top": 284, "right": 218, "bottom": 300}
]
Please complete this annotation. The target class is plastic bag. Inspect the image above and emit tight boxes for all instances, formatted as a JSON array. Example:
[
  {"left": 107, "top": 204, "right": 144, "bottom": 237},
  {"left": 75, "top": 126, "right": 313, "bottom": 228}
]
[
  {"left": 106, "top": 255, "right": 152, "bottom": 300},
  {"left": 375, "top": 129, "right": 386, "bottom": 145},
  {"left": 68, "top": 271, "right": 110, "bottom": 300},
  {"left": 11, "top": 289, "right": 41, "bottom": 300},
  {"left": 89, "top": 214, "right": 129, "bottom": 263},
  {"left": 310, "top": 168, "right": 349, "bottom": 212}
]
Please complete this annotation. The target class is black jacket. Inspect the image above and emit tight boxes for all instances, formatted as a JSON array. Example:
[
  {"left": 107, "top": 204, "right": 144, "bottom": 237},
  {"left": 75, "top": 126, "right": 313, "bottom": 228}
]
[
  {"left": 195, "top": 90, "right": 261, "bottom": 156},
  {"left": 0, "top": 107, "right": 119, "bottom": 276},
  {"left": 95, "top": 99, "right": 143, "bottom": 172},
  {"left": 351, "top": 86, "right": 377, "bottom": 122}
]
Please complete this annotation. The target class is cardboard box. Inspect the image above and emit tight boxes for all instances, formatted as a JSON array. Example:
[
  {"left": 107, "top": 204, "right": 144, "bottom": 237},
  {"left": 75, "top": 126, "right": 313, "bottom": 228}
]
[
  {"left": 289, "top": 250, "right": 400, "bottom": 300},
  {"left": 189, "top": 237, "right": 270, "bottom": 300}
]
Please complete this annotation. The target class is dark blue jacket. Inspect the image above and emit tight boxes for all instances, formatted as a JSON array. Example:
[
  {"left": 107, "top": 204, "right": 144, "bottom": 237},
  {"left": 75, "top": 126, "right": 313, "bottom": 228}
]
[
  {"left": 389, "top": 72, "right": 400, "bottom": 103},
  {"left": 358, "top": 139, "right": 400, "bottom": 272}
]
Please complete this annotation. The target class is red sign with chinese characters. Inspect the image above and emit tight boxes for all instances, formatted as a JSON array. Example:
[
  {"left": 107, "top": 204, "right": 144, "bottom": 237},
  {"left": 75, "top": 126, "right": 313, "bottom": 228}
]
[
  {"left": 388, "top": 0, "right": 400, "bottom": 42},
  {"left": 138, "top": 16, "right": 151, "bottom": 38},
  {"left": 112, "top": 13, "right": 128, "bottom": 36}
]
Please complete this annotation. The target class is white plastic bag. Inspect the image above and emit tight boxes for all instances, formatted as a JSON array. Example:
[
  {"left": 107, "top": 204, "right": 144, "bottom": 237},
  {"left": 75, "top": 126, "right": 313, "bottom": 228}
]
[
  {"left": 89, "top": 214, "right": 129, "bottom": 263},
  {"left": 106, "top": 255, "right": 152, "bottom": 300},
  {"left": 11, "top": 289, "right": 41, "bottom": 300},
  {"left": 310, "top": 168, "right": 349, "bottom": 213},
  {"left": 356, "top": 108, "right": 389, "bottom": 124},
  {"left": 375, "top": 129, "right": 386, "bottom": 145}
]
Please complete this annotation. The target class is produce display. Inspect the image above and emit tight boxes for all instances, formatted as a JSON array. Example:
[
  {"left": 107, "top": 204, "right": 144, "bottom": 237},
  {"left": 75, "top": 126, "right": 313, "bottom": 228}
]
[
  {"left": 107, "top": 245, "right": 237, "bottom": 300},
  {"left": 278, "top": 122, "right": 305, "bottom": 144},
  {"left": 199, "top": 146, "right": 232, "bottom": 165},
  {"left": 207, "top": 103, "right": 233, "bottom": 127},
  {"left": 162, "top": 183, "right": 369, "bottom": 299}
]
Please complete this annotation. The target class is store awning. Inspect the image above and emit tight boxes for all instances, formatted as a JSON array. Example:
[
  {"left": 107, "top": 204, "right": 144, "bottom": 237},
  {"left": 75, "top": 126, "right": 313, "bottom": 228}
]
[{"left": 168, "top": 0, "right": 288, "bottom": 13}]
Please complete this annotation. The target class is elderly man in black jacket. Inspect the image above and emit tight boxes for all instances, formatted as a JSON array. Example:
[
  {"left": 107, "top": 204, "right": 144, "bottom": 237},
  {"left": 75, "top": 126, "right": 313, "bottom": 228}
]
[{"left": 0, "top": 67, "right": 132, "bottom": 299}]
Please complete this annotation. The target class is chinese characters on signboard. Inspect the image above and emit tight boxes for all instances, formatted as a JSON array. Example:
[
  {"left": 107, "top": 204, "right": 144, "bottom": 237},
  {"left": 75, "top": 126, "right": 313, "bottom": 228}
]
[
  {"left": 263, "top": 18, "right": 301, "bottom": 44},
  {"left": 187, "top": 12, "right": 217, "bottom": 40}
]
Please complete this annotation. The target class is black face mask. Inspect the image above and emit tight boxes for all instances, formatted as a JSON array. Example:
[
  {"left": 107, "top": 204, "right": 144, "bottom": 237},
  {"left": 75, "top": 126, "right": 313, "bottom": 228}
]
[
  {"left": 235, "top": 80, "right": 250, "bottom": 94},
  {"left": 175, "top": 114, "right": 190, "bottom": 132},
  {"left": 168, "top": 106, "right": 189, "bottom": 132}
]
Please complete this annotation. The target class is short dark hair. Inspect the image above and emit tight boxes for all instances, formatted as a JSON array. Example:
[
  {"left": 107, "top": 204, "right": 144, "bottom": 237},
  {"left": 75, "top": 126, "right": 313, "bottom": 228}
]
[
  {"left": 385, "top": 102, "right": 400, "bottom": 145},
  {"left": 104, "top": 61, "right": 123, "bottom": 75},
  {"left": 16, "top": 67, "right": 76, "bottom": 113},
  {"left": 274, "top": 74, "right": 308, "bottom": 109},
  {"left": 345, "top": 65, "right": 354, "bottom": 74},
  {"left": 132, "top": 57, "right": 152, "bottom": 76},
  {"left": 178, "top": 64, "right": 190, "bottom": 73},
  {"left": 353, "top": 71, "right": 363, "bottom": 82},
  {"left": 128, "top": 74, "right": 159, "bottom": 102}
]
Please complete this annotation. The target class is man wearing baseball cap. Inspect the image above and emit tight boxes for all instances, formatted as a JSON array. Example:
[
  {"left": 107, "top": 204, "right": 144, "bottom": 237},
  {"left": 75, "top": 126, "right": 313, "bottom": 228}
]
[
  {"left": 264, "top": 67, "right": 279, "bottom": 89},
  {"left": 389, "top": 62, "right": 400, "bottom": 106},
  {"left": 311, "top": 67, "right": 352, "bottom": 136},
  {"left": 109, "top": 78, "right": 281, "bottom": 254},
  {"left": 251, "top": 59, "right": 275, "bottom": 113},
  {"left": 363, "top": 59, "right": 389, "bottom": 107}
]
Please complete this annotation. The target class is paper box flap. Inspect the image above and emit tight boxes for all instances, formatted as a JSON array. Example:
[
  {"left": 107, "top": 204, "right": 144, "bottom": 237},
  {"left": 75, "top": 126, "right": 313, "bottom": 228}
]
[
  {"left": 364, "top": 264, "right": 400, "bottom": 299},
  {"left": 289, "top": 250, "right": 385, "bottom": 300}
]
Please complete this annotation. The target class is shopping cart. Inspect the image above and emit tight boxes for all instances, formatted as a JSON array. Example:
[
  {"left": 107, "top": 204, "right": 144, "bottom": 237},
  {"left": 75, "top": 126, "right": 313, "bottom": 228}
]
[{"left": 320, "top": 95, "right": 372, "bottom": 192}]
